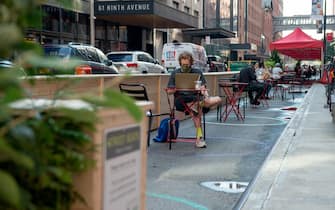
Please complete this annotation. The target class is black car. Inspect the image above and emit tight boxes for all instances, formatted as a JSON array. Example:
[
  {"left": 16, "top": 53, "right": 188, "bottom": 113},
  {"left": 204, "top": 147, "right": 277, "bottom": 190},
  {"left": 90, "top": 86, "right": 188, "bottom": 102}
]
[{"left": 41, "top": 43, "right": 119, "bottom": 75}]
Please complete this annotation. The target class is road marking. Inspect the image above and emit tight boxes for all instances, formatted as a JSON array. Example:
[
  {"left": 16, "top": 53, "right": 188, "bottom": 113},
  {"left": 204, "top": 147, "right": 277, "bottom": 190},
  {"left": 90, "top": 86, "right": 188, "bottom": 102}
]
[
  {"left": 206, "top": 116, "right": 287, "bottom": 126},
  {"left": 146, "top": 192, "right": 209, "bottom": 210}
]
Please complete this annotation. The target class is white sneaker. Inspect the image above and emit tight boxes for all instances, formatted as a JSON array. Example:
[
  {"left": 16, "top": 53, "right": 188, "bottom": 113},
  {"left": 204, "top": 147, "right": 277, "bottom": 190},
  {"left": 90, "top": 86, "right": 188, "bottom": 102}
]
[{"left": 196, "top": 139, "right": 207, "bottom": 148}]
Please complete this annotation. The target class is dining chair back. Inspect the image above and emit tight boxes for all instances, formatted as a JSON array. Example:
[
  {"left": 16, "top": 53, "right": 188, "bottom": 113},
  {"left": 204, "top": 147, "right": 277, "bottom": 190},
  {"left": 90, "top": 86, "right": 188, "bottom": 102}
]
[{"left": 119, "top": 83, "right": 170, "bottom": 148}]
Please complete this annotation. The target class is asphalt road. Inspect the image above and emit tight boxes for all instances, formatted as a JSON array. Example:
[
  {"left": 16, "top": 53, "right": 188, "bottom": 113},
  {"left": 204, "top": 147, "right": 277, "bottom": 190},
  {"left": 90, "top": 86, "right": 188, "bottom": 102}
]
[{"left": 146, "top": 90, "right": 308, "bottom": 210}]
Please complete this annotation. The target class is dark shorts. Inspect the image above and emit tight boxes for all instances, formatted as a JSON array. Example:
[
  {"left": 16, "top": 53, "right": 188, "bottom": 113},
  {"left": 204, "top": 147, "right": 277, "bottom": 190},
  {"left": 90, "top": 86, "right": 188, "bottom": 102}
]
[{"left": 174, "top": 95, "right": 201, "bottom": 112}]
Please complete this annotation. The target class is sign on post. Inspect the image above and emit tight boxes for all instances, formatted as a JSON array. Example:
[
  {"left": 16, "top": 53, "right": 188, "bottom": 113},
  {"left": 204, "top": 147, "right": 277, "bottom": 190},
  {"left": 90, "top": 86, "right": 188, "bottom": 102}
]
[{"left": 104, "top": 125, "right": 141, "bottom": 210}]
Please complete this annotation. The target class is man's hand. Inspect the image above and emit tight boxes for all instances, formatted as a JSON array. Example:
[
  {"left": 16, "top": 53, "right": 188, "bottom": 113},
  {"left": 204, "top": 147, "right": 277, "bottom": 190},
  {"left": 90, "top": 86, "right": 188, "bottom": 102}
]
[{"left": 200, "top": 85, "right": 209, "bottom": 97}]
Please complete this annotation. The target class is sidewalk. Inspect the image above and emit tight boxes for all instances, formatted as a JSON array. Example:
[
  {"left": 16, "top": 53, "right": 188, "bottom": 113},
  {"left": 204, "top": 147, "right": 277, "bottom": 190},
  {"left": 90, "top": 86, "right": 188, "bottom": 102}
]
[{"left": 238, "top": 83, "right": 335, "bottom": 210}]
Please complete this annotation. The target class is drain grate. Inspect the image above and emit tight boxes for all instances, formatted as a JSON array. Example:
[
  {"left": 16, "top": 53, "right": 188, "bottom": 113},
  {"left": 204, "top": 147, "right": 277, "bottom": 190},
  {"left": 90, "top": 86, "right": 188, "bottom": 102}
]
[{"left": 200, "top": 181, "right": 248, "bottom": 193}]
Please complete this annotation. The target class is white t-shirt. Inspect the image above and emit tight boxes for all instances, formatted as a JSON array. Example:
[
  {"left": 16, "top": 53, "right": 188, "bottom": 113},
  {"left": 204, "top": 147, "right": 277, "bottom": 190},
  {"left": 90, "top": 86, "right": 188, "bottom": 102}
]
[
  {"left": 272, "top": 67, "right": 283, "bottom": 79},
  {"left": 256, "top": 67, "right": 264, "bottom": 81}
]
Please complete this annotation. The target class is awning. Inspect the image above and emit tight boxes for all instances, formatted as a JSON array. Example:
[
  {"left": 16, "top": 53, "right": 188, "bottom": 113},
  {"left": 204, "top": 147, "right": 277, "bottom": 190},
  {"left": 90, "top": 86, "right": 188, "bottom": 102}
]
[
  {"left": 182, "top": 28, "right": 235, "bottom": 39},
  {"left": 270, "top": 27, "right": 323, "bottom": 60},
  {"left": 94, "top": 0, "right": 198, "bottom": 28}
]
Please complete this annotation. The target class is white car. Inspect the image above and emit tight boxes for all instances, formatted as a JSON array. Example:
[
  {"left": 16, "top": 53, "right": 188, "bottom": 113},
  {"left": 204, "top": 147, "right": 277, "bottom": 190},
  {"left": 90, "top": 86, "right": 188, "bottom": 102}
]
[{"left": 106, "top": 51, "right": 167, "bottom": 74}]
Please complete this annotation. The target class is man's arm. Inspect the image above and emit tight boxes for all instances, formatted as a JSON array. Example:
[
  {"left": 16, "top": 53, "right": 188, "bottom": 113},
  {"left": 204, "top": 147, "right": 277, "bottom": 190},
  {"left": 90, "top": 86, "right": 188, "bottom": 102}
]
[{"left": 248, "top": 68, "right": 257, "bottom": 81}]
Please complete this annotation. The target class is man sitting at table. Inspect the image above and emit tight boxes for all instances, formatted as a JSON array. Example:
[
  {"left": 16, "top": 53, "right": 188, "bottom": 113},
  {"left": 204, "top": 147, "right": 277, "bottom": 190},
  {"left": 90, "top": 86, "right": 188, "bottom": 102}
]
[
  {"left": 167, "top": 51, "right": 222, "bottom": 148},
  {"left": 238, "top": 64, "right": 265, "bottom": 105}
]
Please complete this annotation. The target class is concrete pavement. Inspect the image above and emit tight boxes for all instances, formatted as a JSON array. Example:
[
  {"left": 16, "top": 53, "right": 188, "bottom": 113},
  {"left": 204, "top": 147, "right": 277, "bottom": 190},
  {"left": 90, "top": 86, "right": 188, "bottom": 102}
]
[{"left": 238, "top": 83, "right": 335, "bottom": 210}]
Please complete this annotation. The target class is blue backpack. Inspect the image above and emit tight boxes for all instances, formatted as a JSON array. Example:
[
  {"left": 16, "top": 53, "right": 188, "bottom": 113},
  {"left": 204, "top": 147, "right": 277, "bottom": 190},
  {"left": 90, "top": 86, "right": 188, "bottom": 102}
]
[{"left": 153, "top": 117, "right": 179, "bottom": 142}]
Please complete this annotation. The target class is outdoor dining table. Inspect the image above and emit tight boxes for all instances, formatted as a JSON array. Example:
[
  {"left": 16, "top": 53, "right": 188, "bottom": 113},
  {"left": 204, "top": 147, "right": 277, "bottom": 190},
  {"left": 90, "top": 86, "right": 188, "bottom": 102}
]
[{"left": 218, "top": 81, "right": 248, "bottom": 122}]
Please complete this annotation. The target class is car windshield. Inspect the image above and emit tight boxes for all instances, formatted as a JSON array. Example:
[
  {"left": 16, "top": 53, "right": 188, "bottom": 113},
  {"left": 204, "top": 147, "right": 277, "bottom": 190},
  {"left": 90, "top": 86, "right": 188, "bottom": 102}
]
[
  {"left": 107, "top": 54, "right": 133, "bottom": 62},
  {"left": 208, "top": 56, "right": 218, "bottom": 62},
  {"left": 44, "top": 46, "right": 71, "bottom": 58}
]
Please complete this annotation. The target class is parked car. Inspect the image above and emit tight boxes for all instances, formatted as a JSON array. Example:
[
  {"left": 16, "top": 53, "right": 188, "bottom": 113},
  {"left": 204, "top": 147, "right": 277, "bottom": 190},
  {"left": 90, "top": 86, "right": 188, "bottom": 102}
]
[
  {"left": 39, "top": 43, "right": 119, "bottom": 75},
  {"left": 106, "top": 51, "right": 166, "bottom": 74},
  {"left": 161, "top": 42, "right": 209, "bottom": 73},
  {"left": 207, "top": 55, "right": 226, "bottom": 72}
]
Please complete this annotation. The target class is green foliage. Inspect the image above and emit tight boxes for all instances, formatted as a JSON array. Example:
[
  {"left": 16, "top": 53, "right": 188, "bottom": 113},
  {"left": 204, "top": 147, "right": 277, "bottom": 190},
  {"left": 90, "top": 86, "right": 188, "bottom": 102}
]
[
  {"left": 264, "top": 60, "right": 275, "bottom": 69},
  {"left": 326, "top": 42, "right": 335, "bottom": 61},
  {"left": 266, "top": 50, "right": 282, "bottom": 68},
  {"left": 0, "top": 0, "right": 143, "bottom": 210}
]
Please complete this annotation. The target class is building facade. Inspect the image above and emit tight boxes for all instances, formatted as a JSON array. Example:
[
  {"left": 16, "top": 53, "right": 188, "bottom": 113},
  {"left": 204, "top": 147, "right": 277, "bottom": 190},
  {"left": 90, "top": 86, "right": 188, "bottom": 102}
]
[
  {"left": 237, "top": 0, "right": 283, "bottom": 60},
  {"left": 27, "top": 0, "right": 281, "bottom": 62},
  {"left": 201, "top": 0, "right": 282, "bottom": 61},
  {"left": 26, "top": 0, "right": 203, "bottom": 60}
]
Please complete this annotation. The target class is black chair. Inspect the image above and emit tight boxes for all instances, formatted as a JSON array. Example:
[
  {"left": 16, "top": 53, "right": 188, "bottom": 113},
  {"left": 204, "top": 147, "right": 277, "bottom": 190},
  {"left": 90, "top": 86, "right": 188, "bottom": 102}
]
[{"left": 119, "top": 83, "right": 170, "bottom": 148}]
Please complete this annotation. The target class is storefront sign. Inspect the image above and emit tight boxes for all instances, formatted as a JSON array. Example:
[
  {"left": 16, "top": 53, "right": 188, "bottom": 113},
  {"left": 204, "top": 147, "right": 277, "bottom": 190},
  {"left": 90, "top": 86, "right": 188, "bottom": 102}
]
[
  {"left": 103, "top": 125, "right": 141, "bottom": 210},
  {"left": 95, "top": 0, "right": 153, "bottom": 15}
]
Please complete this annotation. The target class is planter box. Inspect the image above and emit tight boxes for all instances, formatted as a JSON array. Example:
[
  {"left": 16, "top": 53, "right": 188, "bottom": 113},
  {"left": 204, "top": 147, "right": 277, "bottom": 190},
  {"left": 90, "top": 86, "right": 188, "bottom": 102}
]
[{"left": 72, "top": 101, "right": 153, "bottom": 210}]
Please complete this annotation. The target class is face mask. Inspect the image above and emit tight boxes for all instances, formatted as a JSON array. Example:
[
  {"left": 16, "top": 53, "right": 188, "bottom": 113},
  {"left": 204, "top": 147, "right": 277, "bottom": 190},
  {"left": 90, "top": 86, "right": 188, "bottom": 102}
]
[{"left": 181, "top": 65, "right": 191, "bottom": 73}]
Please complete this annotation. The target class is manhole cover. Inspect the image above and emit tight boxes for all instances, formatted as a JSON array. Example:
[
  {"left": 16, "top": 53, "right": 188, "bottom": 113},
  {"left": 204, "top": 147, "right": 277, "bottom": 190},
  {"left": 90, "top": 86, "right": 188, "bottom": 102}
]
[{"left": 200, "top": 181, "right": 248, "bottom": 193}]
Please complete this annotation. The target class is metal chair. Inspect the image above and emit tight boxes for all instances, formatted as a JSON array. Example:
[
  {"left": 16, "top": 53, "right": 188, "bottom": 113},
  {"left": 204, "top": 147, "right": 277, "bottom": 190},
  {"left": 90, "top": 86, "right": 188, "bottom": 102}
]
[
  {"left": 165, "top": 89, "right": 208, "bottom": 150},
  {"left": 119, "top": 83, "right": 170, "bottom": 148}
]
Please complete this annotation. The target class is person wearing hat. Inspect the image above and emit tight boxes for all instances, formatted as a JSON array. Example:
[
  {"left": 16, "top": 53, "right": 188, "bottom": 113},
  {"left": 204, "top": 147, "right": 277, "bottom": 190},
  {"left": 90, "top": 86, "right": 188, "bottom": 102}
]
[{"left": 272, "top": 63, "right": 283, "bottom": 80}]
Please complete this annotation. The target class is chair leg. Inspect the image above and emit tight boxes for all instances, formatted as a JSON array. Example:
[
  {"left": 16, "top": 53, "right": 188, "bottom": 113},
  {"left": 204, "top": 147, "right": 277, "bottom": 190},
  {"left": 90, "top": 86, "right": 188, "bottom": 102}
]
[
  {"left": 202, "top": 112, "right": 206, "bottom": 140},
  {"left": 147, "top": 116, "right": 153, "bottom": 148}
]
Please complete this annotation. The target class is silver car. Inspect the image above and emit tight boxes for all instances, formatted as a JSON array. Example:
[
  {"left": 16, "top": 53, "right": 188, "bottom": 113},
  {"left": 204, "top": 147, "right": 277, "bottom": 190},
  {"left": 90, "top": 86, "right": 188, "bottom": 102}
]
[{"left": 106, "top": 51, "right": 166, "bottom": 74}]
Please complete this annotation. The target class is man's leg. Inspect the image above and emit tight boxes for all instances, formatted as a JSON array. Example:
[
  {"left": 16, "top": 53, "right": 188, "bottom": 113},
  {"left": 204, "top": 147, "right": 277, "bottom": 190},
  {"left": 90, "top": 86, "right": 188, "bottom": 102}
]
[
  {"left": 192, "top": 111, "right": 206, "bottom": 148},
  {"left": 254, "top": 83, "right": 266, "bottom": 102},
  {"left": 203, "top": 96, "right": 222, "bottom": 108},
  {"left": 248, "top": 89, "right": 255, "bottom": 104},
  {"left": 187, "top": 101, "right": 206, "bottom": 148}
]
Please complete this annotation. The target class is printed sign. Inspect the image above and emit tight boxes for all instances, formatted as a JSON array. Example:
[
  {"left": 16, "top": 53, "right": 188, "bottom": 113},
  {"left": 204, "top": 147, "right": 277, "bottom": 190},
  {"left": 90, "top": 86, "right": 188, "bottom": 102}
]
[
  {"left": 103, "top": 125, "right": 141, "bottom": 210},
  {"left": 95, "top": 0, "right": 154, "bottom": 15}
]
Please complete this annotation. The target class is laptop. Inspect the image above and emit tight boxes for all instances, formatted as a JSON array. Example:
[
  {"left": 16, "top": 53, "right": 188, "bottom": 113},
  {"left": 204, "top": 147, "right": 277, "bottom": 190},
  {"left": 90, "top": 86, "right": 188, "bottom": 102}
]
[{"left": 175, "top": 73, "right": 201, "bottom": 89}]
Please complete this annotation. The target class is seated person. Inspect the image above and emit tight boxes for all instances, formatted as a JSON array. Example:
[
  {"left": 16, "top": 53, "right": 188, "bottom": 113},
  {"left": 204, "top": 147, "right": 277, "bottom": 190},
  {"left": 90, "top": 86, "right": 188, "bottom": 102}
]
[
  {"left": 238, "top": 65, "right": 265, "bottom": 105},
  {"left": 272, "top": 63, "right": 283, "bottom": 80},
  {"left": 256, "top": 62, "right": 272, "bottom": 99},
  {"left": 167, "top": 52, "right": 222, "bottom": 148}
]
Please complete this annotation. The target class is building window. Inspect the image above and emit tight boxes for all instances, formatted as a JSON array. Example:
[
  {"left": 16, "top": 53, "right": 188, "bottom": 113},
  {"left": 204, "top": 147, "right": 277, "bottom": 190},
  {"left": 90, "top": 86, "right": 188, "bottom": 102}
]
[
  {"left": 78, "top": 13, "right": 89, "bottom": 40},
  {"left": 119, "top": 26, "right": 127, "bottom": 42},
  {"left": 184, "top": 6, "right": 190, "bottom": 13},
  {"left": 61, "top": 9, "right": 75, "bottom": 34},
  {"left": 194, "top": 10, "right": 199, "bottom": 16},
  {"left": 173, "top": 1, "right": 179, "bottom": 9},
  {"left": 42, "top": 5, "right": 59, "bottom": 32}
]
